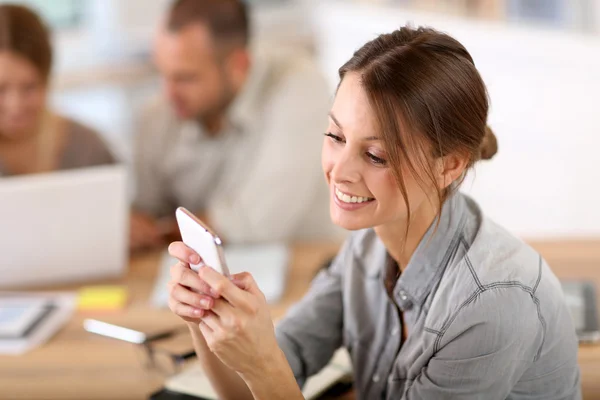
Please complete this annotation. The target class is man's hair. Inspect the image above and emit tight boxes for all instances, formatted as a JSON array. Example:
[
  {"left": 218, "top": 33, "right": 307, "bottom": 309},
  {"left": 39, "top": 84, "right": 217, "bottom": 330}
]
[{"left": 167, "top": 0, "right": 249, "bottom": 48}]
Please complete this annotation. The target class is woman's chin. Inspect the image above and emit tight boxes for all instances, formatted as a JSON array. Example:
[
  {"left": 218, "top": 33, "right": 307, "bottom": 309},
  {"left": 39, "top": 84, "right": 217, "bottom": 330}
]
[{"left": 330, "top": 214, "right": 372, "bottom": 231}]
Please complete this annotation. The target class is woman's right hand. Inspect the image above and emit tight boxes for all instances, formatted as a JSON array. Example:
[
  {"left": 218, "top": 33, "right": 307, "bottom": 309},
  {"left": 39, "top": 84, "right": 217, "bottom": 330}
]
[{"left": 167, "top": 241, "right": 217, "bottom": 324}]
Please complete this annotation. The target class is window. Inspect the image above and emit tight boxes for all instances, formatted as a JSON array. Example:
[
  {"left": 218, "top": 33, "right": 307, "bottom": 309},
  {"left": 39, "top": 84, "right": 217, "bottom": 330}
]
[{"left": 0, "top": 0, "right": 86, "bottom": 29}]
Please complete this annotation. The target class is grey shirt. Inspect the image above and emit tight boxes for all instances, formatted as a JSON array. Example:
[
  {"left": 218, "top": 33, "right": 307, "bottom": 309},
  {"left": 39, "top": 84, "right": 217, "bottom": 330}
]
[
  {"left": 0, "top": 117, "right": 115, "bottom": 176},
  {"left": 276, "top": 193, "right": 581, "bottom": 399}
]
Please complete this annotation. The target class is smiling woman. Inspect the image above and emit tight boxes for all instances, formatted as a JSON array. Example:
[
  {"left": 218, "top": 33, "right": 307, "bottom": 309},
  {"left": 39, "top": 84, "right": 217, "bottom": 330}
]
[{"left": 165, "top": 25, "right": 581, "bottom": 400}]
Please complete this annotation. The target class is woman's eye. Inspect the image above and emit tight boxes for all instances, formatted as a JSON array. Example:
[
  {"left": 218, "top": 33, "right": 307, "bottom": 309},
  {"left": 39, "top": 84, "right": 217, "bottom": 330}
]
[
  {"left": 367, "top": 152, "right": 387, "bottom": 166},
  {"left": 324, "top": 132, "right": 344, "bottom": 143}
]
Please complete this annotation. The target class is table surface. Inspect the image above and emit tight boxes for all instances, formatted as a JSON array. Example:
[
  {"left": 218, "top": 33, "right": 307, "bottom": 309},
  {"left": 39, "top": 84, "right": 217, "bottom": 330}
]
[{"left": 1, "top": 240, "right": 599, "bottom": 400}]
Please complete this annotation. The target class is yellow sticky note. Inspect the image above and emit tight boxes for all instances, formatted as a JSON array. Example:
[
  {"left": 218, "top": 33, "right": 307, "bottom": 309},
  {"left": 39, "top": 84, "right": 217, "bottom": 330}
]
[{"left": 78, "top": 286, "right": 128, "bottom": 311}]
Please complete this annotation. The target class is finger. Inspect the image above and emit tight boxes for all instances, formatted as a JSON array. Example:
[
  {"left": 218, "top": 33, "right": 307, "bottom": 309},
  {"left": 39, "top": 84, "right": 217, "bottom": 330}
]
[
  {"left": 200, "top": 311, "right": 222, "bottom": 332},
  {"left": 132, "top": 217, "right": 161, "bottom": 238},
  {"left": 199, "top": 320, "right": 213, "bottom": 337},
  {"left": 171, "top": 284, "right": 214, "bottom": 310},
  {"left": 168, "top": 298, "right": 205, "bottom": 319},
  {"left": 198, "top": 266, "right": 251, "bottom": 307},
  {"left": 170, "top": 262, "right": 213, "bottom": 294},
  {"left": 229, "top": 272, "right": 262, "bottom": 297},
  {"left": 209, "top": 297, "right": 237, "bottom": 318},
  {"left": 168, "top": 241, "right": 201, "bottom": 265}
]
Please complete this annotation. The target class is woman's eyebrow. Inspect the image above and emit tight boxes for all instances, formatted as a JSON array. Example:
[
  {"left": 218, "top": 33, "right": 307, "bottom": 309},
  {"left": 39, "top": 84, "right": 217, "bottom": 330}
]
[
  {"left": 328, "top": 112, "right": 343, "bottom": 129},
  {"left": 329, "top": 112, "right": 379, "bottom": 141}
]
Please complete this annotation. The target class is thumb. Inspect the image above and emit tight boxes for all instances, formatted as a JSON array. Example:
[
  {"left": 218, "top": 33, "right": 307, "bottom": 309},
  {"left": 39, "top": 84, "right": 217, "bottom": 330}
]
[{"left": 230, "top": 272, "right": 261, "bottom": 296}]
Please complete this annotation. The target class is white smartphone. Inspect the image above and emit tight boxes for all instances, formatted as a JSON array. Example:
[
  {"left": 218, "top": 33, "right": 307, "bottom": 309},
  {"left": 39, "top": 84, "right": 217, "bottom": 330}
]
[{"left": 175, "top": 207, "right": 230, "bottom": 276}]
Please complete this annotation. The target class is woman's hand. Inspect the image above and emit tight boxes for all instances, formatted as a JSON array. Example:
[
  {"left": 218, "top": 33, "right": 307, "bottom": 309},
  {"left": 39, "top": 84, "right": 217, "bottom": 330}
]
[
  {"left": 167, "top": 241, "right": 281, "bottom": 377},
  {"left": 167, "top": 242, "right": 218, "bottom": 324},
  {"left": 197, "top": 267, "right": 280, "bottom": 377}
]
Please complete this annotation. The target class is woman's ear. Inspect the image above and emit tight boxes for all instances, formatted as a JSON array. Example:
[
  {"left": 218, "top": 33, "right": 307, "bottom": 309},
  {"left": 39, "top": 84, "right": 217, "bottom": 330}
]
[{"left": 436, "top": 154, "right": 468, "bottom": 190}]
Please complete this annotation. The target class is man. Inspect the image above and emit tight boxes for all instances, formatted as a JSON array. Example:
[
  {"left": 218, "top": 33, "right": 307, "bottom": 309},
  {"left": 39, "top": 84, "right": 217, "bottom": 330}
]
[{"left": 130, "top": 0, "right": 336, "bottom": 251}]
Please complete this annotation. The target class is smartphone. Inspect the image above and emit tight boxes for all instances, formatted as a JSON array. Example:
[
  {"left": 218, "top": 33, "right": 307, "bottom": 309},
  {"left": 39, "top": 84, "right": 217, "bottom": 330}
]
[{"left": 175, "top": 207, "right": 230, "bottom": 276}]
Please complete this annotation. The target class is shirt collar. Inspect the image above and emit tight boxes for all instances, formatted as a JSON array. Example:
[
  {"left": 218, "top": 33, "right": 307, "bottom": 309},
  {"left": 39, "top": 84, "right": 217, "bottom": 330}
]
[
  {"left": 225, "top": 45, "right": 271, "bottom": 132},
  {"left": 393, "top": 193, "right": 467, "bottom": 310}
]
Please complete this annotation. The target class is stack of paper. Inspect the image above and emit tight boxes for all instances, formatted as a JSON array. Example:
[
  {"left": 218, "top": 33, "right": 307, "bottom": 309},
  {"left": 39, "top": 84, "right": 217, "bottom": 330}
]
[{"left": 0, "top": 292, "right": 76, "bottom": 355}]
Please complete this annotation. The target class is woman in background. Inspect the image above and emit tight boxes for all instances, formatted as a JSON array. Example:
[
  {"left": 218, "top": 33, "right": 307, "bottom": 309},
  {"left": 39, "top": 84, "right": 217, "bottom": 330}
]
[{"left": 0, "top": 4, "right": 114, "bottom": 176}]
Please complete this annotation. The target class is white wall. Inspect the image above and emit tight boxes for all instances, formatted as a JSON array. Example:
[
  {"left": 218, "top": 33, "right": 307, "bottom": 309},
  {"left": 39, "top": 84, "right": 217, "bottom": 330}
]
[{"left": 313, "top": 1, "right": 600, "bottom": 239}]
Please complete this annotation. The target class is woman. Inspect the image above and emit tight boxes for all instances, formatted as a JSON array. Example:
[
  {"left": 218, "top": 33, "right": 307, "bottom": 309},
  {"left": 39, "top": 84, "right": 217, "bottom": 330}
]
[
  {"left": 0, "top": 4, "right": 114, "bottom": 177},
  {"left": 166, "top": 26, "right": 581, "bottom": 399}
]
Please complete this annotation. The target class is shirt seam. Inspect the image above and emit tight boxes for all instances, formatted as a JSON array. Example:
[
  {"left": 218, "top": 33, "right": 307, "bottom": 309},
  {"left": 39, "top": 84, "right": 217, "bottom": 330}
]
[
  {"left": 461, "top": 237, "right": 484, "bottom": 290},
  {"left": 432, "top": 282, "right": 547, "bottom": 362},
  {"left": 533, "top": 255, "right": 543, "bottom": 294}
]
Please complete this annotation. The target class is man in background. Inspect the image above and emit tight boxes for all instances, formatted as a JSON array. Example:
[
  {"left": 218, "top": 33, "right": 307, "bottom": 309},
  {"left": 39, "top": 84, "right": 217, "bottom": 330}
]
[{"left": 130, "top": 0, "right": 336, "bottom": 251}]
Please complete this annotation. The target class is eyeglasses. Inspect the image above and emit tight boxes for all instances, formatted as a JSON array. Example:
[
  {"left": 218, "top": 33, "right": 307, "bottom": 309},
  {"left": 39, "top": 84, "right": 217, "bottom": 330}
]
[
  {"left": 84, "top": 319, "right": 197, "bottom": 376},
  {"left": 136, "top": 327, "right": 197, "bottom": 376}
]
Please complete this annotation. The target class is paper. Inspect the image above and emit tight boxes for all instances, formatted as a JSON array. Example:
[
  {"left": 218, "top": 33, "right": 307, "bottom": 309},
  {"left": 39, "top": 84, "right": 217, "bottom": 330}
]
[
  {"left": 165, "top": 348, "right": 353, "bottom": 400},
  {"left": 78, "top": 285, "right": 128, "bottom": 311}
]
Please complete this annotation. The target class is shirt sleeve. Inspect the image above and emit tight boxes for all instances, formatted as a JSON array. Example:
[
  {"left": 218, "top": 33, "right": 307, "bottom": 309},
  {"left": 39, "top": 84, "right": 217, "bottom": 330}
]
[
  {"left": 62, "top": 120, "right": 116, "bottom": 168},
  {"left": 207, "top": 63, "right": 331, "bottom": 242},
  {"left": 275, "top": 237, "right": 350, "bottom": 388},
  {"left": 406, "top": 286, "right": 546, "bottom": 400}
]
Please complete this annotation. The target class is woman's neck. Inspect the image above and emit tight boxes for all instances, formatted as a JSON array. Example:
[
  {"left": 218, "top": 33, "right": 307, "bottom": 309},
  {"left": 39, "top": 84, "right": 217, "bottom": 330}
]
[{"left": 374, "top": 198, "right": 439, "bottom": 271}]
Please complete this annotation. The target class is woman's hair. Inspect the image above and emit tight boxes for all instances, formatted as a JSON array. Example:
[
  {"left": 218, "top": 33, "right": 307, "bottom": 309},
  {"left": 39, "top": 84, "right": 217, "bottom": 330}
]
[
  {"left": 339, "top": 26, "right": 497, "bottom": 222},
  {"left": 0, "top": 4, "right": 53, "bottom": 81}
]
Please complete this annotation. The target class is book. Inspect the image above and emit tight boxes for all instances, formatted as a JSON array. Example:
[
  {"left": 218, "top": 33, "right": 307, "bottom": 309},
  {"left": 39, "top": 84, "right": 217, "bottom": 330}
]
[{"left": 0, "top": 292, "right": 76, "bottom": 355}]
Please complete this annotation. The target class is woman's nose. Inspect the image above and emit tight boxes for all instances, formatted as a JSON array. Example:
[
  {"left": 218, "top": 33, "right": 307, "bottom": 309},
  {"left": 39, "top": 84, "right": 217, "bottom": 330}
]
[{"left": 330, "top": 148, "right": 361, "bottom": 185}]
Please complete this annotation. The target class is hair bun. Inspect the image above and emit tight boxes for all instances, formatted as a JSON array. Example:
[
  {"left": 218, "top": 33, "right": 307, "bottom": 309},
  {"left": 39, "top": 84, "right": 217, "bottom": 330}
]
[{"left": 479, "top": 126, "right": 498, "bottom": 160}]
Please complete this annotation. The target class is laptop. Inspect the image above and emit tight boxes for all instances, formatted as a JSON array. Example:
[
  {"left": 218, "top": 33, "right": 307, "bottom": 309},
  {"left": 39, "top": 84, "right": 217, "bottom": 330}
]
[{"left": 0, "top": 165, "right": 128, "bottom": 288}]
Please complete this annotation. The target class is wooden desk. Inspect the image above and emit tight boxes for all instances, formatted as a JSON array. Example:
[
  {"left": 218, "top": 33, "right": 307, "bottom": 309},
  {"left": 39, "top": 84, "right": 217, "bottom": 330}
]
[
  {"left": 0, "top": 241, "right": 599, "bottom": 400},
  {"left": 0, "top": 243, "right": 340, "bottom": 400}
]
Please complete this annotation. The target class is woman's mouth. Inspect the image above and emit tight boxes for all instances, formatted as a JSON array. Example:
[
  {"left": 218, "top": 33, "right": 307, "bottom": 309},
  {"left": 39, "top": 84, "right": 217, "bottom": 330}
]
[{"left": 333, "top": 187, "right": 375, "bottom": 211}]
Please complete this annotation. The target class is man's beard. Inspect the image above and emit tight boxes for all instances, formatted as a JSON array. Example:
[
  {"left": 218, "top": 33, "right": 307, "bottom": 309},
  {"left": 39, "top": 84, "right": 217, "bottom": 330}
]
[{"left": 195, "top": 71, "right": 236, "bottom": 133}]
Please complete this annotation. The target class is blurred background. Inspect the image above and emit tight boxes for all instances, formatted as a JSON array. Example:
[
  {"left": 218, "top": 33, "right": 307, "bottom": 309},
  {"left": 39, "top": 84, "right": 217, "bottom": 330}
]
[
  {"left": 3, "top": 0, "right": 597, "bottom": 241},
  {"left": 1, "top": 1, "right": 599, "bottom": 399}
]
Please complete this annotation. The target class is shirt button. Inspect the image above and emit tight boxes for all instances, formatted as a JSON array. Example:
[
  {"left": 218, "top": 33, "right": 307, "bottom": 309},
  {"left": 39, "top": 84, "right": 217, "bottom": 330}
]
[
  {"left": 399, "top": 290, "right": 408, "bottom": 301},
  {"left": 373, "top": 374, "right": 380, "bottom": 383},
  {"left": 391, "top": 327, "right": 400, "bottom": 336}
]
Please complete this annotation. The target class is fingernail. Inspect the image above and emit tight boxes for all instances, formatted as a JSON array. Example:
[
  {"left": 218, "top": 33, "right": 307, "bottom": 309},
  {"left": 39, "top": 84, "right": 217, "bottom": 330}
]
[
  {"left": 210, "top": 288, "right": 219, "bottom": 297},
  {"left": 193, "top": 309, "right": 203, "bottom": 316},
  {"left": 190, "top": 254, "right": 200, "bottom": 264},
  {"left": 200, "top": 299, "right": 210, "bottom": 308}
]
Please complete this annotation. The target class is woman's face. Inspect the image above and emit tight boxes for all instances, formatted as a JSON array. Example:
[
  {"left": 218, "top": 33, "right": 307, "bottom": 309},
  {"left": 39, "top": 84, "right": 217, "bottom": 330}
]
[
  {"left": 322, "top": 72, "right": 435, "bottom": 231},
  {"left": 0, "top": 51, "right": 47, "bottom": 139}
]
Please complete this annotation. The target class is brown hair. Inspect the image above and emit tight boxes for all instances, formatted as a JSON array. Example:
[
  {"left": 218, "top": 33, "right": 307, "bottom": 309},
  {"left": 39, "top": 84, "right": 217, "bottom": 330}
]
[
  {"left": 167, "top": 0, "right": 249, "bottom": 48},
  {"left": 0, "top": 4, "right": 53, "bottom": 81},
  {"left": 339, "top": 26, "right": 497, "bottom": 224}
]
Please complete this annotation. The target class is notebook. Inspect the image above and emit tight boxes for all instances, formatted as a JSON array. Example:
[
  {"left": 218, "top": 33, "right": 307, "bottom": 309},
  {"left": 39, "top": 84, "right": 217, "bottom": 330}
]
[
  {"left": 165, "top": 348, "right": 353, "bottom": 400},
  {"left": 0, "top": 292, "right": 76, "bottom": 355}
]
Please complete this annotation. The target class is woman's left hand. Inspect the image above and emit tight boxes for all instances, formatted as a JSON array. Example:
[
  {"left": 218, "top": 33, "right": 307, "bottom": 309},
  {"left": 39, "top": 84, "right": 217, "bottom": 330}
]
[{"left": 197, "top": 266, "right": 280, "bottom": 377}]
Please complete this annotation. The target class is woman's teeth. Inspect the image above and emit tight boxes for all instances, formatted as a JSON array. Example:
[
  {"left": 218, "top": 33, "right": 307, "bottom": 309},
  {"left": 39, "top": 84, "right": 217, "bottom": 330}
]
[{"left": 335, "top": 187, "right": 373, "bottom": 204}]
